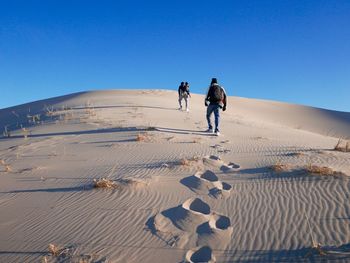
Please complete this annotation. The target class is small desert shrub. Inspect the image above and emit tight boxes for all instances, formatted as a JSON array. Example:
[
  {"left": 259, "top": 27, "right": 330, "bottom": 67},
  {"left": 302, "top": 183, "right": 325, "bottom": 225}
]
[
  {"left": 180, "top": 156, "right": 201, "bottom": 166},
  {"left": 45, "top": 105, "right": 55, "bottom": 117},
  {"left": 93, "top": 178, "right": 118, "bottom": 189},
  {"left": 5, "top": 165, "right": 12, "bottom": 172},
  {"left": 180, "top": 158, "right": 190, "bottom": 166},
  {"left": 334, "top": 138, "right": 350, "bottom": 152},
  {"left": 27, "top": 114, "right": 41, "bottom": 124},
  {"left": 0, "top": 160, "right": 12, "bottom": 172},
  {"left": 22, "top": 127, "right": 30, "bottom": 139},
  {"left": 305, "top": 165, "right": 341, "bottom": 176},
  {"left": 48, "top": 243, "right": 68, "bottom": 257},
  {"left": 270, "top": 163, "right": 290, "bottom": 172},
  {"left": 3, "top": 126, "right": 11, "bottom": 137},
  {"left": 136, "top": 133, "right": 152, "bottom": 142}
]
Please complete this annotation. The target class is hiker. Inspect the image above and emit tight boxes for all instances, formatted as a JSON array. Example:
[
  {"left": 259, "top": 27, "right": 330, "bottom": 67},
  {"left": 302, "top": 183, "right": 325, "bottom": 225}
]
[
  {"left": 178, "top": 81, "right": 191, "bottom": 112},
  {"left": 204, "top": 78, "right": 227, "bottom": 136}
]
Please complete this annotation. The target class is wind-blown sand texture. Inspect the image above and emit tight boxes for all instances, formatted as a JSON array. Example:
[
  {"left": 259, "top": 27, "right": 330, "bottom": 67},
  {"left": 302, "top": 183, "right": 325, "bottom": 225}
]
[{"left": 1, "top": 89, "right": 350, "bottom": 262}]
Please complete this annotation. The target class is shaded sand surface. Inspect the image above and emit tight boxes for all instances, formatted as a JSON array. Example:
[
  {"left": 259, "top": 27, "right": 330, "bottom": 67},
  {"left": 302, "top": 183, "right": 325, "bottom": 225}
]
[{"left": 0, "top": 90, "right": 350, "bottom": 262}]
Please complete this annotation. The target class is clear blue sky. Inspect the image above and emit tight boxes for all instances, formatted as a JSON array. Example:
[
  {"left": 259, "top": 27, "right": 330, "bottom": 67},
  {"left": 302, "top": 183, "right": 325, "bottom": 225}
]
[{"left": 1, "top": 0, "right": 349, "bottom": 111}]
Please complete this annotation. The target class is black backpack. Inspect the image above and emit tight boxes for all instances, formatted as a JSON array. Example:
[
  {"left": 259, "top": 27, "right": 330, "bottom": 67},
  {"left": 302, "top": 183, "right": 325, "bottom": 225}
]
[
  {"left": 180, "top": 85, "right": 189, "bottom": 95},
  {"left": 211, "top": 84, "right": 224, "bottom": 102}
]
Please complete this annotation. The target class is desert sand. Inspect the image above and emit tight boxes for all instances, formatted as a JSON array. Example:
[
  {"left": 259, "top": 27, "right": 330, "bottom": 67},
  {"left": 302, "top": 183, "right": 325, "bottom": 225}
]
[{"left": 0, "top": 89, "right": 350, "bottom": 262}]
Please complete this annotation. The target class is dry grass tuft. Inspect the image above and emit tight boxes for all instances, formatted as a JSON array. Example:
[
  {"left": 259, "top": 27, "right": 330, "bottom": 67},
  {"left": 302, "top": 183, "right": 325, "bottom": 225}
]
[
  {"left": 136, "top": 133, "right": 147, "bottom": 142},
  {"left": 270, "top": 163, "right": 290, "bottom": 172},
  {"left": 136, "top": 133, "right": 152, "bottom": 142},
  {"left": 45, "top": 105, "right": 55, "bottom": 117},
  {"left": 334, "top": 138, "right": 350, "bottom": 152},
  {"left": 3, "top": 125, "right": 11, "bottom": 138},
  {"left": 309, "top": 243, "right": 328, "bottom": 256},
  {"left": 180, "top": 158, "right": 190, "bottom": 166},
  {"left": 27, "top": 114, "right": 41, "bottom": 124},
  {"left": 22, "top": 127, "right": 30, "bottom": 139},
  {"left": 48, "top": 243, "right": 66, "bottom": 257},
  {"left": 93, "top": 178, "right": 118, "bottom": 189},
  {"left": 5, "top": 165, "right": 12, "bottom": 172},
  {"left": 0, "top": 160, "right": 12, "bottom": 173},
  {"left": 45, "top": 243, "right": 99, "bottom": 262},
  {"left": 180, "top": 156, "right": 201, "bottom": 167},
  {"left": 305, "top": 165, "right": 341, "bottom": 176},
  {"left": 304, "top": 211, "right": 328, "bottom": 257}
]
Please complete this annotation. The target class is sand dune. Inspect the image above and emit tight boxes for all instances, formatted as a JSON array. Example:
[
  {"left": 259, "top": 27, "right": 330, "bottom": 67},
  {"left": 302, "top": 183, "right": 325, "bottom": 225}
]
[{"left": 0, "top": 90, "right": 350, "bottom": 262}]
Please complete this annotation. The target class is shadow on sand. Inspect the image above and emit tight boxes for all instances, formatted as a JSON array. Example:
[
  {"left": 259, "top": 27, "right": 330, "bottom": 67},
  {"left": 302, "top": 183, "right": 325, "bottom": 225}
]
[{"left": 1, "top": 185, "right": 93, "bottom": 194}]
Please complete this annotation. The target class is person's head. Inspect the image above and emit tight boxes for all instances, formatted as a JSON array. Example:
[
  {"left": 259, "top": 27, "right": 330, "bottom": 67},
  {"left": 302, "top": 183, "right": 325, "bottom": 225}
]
[
  {"left": 181, "top": 82, "right": 184, "bottom": 85},
  {"left": 185, "top": 82, "right": 188, "bottom": 85},
  {"left": 211, "top": 78, "right": 218, "bottom": 84}
]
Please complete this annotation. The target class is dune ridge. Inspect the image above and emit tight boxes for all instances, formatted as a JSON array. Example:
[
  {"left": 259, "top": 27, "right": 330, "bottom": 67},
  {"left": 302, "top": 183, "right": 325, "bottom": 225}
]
[{"left": 0, "top": 89, "right": 350, "bottom": 262}]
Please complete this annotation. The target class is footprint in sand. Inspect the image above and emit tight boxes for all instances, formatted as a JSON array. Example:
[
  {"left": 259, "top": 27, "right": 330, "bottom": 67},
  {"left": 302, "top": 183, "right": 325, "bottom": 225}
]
[
  {"left": 203, "top": 155, "right": 240, "bottom": 172},
  {"left": 148, "top": 197, "right": 213, "bottom": 248},
  {"left": 149, "top": 197, "right": 232, "bottom": 257},
  {"left": 196, "top": 213, "right": 233, "bottom": 247},
  {"left": 154, "top": 197, "right": 211, "bottom": 233},
  {"left": 180, "top": 170, "right": 232, "bottom": 198},
  {"left": 184, "top": 246, "right": 216, "bottom": 263}
]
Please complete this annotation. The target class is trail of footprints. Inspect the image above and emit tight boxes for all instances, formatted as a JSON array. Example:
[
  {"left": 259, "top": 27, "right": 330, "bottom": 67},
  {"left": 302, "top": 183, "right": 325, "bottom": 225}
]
[{"left": 149, "top": 155, "right": 239, "bottom": 262}]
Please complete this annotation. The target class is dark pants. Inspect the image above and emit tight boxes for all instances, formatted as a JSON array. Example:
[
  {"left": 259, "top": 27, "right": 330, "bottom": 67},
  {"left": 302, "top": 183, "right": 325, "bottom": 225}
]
[{"left": 206, "top": 104, "right": 220, "bottom": 132}]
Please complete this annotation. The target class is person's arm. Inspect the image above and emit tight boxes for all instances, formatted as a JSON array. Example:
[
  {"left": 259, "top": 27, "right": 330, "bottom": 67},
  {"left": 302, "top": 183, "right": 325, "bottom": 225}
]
[
  {"left": 222, "top": 87, "right": 227, "bottom": 110},
  {"left": 187, "top": 86, "right": 191, "bottom": 97},
  {"left": 205, "top": 86, "right": 211, "bottom": 101},
  {"left": 204, "top": 86, "right": 212, "bottom": 106}
]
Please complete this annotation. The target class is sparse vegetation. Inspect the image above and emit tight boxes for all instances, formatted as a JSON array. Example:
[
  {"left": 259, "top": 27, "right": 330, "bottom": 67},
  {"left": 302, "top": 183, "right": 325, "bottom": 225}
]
[
  {"left": 45, "top": 105, "right": 55, "bottom": 117},
  {"left": 22, "top": 127, "right": 30, "bottom": 139},
  {"left": 45, "top": 243, "right": 102, "bottom": 263},
  {"left": 180, "top": 156, "right": 201, "bottom": 167},
  {"left": 334, "top": 138, "right": 350, "bottom": 152},
  {"left": 180, "top": 158, "right": 191, "bottom": 166},
  {"left": 0, "top": 159, "right": 12, "bottom": 172},
  {"left": 305, "top": 164, "right": 343, "bottom": 176},
  {"left": 27, "top": 114, "right": 41, "bottom": 124},
  {"left": 93, "top": 178, "right": 118, "bottom": 189},
  {"left": 48, "top": 243, "right": 66, "bottom": 257},
  {"left": 5, "top": 164, "right": 12, "bottom": 172},
  {"left": 269, "top": 162, "right": 346, "bottom": 177},
  {"left": 304, "top": 211, "right": 328, "bottom": 257},
  {"left": 3, "top": 125, "right": 11, "bottom": 138},
  {"left": 270, "top": 162, "right": 290, "bottom": 172},
  {"left": 136, "top": 132, "right": 152, "bottom": 142}
]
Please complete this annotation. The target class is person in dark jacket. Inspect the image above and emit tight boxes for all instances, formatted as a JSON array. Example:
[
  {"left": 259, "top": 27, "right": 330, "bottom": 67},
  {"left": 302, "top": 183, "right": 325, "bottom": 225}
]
[
  {"left": 178, "top": 81, "right": 191, "bottom": 112},
  {"left": 205, "top": 78, "right": 227, "bottom": 136}
]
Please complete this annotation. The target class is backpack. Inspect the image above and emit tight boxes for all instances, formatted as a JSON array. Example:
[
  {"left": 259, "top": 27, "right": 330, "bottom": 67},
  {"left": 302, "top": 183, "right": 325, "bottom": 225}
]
[
  {"left": 180, "top": 85, "right": 189, "bottom": 97},
  {"left": 211, "top": 84, "right": 224, "bottom": 102}
]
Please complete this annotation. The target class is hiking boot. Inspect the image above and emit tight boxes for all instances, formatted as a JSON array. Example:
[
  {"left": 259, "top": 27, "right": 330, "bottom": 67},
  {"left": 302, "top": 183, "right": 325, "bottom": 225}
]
[
  {"left": 206, "top": 128, "right": 214, "bottom": 133},
  {"left": 178, "top": 107, "right": 182, "bottom": 110}
]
